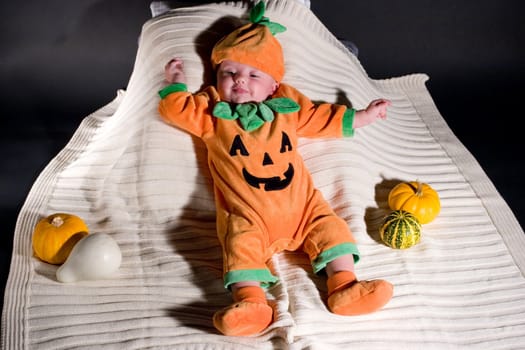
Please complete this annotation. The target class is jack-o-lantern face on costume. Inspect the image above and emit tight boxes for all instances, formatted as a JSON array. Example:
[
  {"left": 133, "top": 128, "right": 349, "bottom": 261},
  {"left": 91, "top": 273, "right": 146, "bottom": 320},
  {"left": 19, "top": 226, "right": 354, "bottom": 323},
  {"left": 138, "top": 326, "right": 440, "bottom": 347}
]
[{"left": 229, "top": 131, "right": 294, "bottom": 191}]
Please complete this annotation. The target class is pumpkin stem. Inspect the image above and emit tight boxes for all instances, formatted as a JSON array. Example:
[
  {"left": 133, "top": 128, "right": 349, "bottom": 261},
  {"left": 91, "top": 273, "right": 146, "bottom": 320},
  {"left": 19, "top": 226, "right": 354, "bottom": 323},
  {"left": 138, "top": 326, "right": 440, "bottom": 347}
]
[
  {"left": 415, "top": 180, "right": 423, "bottom": 197},
  {"left": 51, "top": 216, "right": 64, "bottom": 228}
]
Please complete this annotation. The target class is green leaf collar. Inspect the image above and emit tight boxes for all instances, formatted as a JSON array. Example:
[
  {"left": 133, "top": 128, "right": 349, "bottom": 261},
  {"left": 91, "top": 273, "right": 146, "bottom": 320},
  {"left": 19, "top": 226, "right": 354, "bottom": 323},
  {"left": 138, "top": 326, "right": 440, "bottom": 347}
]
[{"left": 213, "top": 98, "right": 300, "bottom": 131}]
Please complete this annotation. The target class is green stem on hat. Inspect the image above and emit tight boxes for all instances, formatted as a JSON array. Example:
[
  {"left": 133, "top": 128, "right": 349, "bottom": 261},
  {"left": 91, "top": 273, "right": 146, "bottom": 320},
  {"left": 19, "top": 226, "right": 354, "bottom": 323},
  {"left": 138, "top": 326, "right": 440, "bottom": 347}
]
[
  {"left": 249, "top": 1, "right": 286, "bottom": 35},
  {"left": 250, "top": 1, "right": 266, "bottom": 23}
]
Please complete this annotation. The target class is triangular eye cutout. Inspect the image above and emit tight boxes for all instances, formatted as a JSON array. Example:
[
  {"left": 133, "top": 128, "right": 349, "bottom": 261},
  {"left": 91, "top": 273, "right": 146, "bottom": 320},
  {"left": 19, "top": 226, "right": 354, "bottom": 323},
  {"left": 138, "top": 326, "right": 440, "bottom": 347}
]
[
  {"left": 229, "top": 135, "right": 249, "bottom": 156},
  {"left": 280, "top": 132, "right": 292, "bottom": 153}
]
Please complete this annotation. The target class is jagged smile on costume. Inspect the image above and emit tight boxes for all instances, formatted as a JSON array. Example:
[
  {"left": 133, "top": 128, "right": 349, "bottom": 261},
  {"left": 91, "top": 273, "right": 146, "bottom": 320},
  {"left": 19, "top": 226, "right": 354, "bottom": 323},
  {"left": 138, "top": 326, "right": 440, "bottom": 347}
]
[{"left": 242, "top": 163, "right": 294, "bottom": 191}]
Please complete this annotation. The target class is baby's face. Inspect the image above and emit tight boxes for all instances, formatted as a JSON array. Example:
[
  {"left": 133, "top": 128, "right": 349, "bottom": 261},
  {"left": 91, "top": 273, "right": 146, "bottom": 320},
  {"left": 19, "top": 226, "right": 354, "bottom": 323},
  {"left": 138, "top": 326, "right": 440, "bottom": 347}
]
[{"left": 216, "top": 60, "right": 278, "bottom": 104}]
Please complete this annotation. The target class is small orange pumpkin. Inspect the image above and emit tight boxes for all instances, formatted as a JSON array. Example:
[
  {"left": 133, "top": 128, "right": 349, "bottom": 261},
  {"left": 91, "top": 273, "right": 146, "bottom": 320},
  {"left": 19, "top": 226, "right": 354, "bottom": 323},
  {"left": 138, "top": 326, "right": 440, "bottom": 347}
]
[
  {"left": 32, "top": 213, "right": 89, "bottom": 264},
  {"left": 388, "top": 181, "right": 440, "bottom": 224}
]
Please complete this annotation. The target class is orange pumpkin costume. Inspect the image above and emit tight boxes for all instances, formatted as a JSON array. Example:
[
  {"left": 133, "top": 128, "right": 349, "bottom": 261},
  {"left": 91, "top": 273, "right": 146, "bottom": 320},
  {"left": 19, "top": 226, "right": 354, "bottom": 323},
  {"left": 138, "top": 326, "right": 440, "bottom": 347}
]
[
  {"left": 159, "top": 82, "right": 359, "bottom": 282},
  {"left": 158, "top": 2, "right": 392, "bottom": 336}
]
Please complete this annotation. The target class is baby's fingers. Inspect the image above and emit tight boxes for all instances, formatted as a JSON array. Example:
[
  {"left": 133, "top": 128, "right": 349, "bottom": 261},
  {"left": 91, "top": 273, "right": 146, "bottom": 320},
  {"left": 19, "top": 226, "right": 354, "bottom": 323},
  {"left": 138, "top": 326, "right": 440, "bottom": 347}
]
[
  {"left": 166, "top": 58, "right": 184, "bottom": 70},
  {"left": 374, "top": 98, "right": 391, "bottom": 107}
]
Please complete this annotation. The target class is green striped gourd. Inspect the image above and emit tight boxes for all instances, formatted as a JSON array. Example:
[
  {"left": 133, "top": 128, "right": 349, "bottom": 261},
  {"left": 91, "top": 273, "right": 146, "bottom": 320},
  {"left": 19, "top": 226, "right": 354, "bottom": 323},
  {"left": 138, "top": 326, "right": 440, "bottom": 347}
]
[{"left": 380, "top": 210, "right": 421, "bottom": 249}]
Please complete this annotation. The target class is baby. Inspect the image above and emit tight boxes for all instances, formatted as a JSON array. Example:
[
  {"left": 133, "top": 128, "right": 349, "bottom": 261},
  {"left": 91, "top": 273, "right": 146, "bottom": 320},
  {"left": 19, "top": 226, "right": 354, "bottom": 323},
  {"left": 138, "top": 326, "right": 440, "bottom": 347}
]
[{"left": 158, "top": 2, "right": 393, "bottom": 336}]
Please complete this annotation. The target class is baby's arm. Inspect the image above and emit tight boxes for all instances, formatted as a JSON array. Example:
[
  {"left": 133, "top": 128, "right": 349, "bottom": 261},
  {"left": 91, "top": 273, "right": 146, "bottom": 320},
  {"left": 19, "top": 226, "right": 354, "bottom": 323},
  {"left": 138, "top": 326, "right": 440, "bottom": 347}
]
[
  {"left": 164, "top": 58, "right": 187, "bottom": 84},
  {"left": 352, "top": 98, "right": 391, "bottom": 129}
]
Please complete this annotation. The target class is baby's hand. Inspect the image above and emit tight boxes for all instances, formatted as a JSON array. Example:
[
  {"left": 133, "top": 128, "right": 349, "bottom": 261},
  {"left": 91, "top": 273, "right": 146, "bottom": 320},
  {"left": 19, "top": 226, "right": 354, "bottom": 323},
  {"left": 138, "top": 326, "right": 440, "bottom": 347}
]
[
  {"left": 365, "top": 98, "right": 390, "bottom": 120},
  {"left": 164, "top": 58, "right": 186, "bottom": 84},
  {"left": 353, "top": 98, "right": 391, "bottom": 128}
]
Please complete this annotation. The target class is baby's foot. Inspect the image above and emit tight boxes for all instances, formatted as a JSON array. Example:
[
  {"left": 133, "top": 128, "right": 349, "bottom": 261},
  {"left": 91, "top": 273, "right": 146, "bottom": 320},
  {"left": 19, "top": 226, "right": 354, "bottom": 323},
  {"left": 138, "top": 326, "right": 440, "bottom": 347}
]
[
  {"left": 213, "top": 300, "right": 273, "bottom": 336},
  {"left": 213, "top": 286, "right": 273, "bottom": 336},
  {"left": 328, "top": 278, "right": 393, "bottom": 315}
]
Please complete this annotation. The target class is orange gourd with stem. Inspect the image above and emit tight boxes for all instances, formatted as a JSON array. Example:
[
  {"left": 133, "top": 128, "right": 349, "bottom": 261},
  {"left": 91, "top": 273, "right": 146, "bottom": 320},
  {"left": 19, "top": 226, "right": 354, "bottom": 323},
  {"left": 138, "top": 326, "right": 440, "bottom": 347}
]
[
  {"left": 32, "top": 213, "right": 89, "bottom": 264},
  {"left": 388, "top": 181, "right": 440, "bottom": 224}
]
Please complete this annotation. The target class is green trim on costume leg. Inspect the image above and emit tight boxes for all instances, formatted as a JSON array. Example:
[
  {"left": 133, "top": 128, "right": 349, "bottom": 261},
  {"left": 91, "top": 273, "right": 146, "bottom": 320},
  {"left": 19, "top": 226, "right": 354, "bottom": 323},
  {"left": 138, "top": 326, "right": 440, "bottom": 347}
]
[
  {"left": 158, "top": 83, "right": 188, "bottom": 98},
  {"left": 311, "top": 242, "right": 360, "bottom": 274},
  {"left": 224, "top": 269, "right": 279, "bottom": 290},
  {"left": 342, "top": 108, "right": 355, "bottom": 137}
]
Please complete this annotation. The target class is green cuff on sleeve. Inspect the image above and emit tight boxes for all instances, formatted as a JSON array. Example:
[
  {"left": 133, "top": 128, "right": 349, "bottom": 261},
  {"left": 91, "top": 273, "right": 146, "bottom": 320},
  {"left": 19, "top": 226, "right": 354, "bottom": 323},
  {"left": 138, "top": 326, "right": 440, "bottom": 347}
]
[
  {"left": 342, "top": 108, "right": 356, "bottom": 137},
  {"left": 158, "top": 83, "right": 188, "bottom": 99}
]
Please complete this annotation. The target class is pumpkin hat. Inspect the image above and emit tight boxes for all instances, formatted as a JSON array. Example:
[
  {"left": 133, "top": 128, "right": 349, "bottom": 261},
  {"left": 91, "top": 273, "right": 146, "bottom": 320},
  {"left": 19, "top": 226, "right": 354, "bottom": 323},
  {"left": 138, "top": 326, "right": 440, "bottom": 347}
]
[{"left": 211, "top": 1, "right": 286, "bottom": 83}]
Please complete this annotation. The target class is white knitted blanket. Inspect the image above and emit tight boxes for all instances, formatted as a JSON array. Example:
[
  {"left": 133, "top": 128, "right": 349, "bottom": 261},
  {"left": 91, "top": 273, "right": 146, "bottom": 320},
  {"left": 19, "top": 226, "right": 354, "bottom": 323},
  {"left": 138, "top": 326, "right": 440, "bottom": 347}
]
[{"left": 3, "top": 1, "right": 525, "bottom": 349}]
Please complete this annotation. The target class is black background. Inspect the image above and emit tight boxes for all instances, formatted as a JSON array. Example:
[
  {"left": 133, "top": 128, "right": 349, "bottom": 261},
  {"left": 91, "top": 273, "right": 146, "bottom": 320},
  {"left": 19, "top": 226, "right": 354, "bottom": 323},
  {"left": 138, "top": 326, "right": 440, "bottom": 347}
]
[{"left": 2, "top": 0, "right": 524, "bottom": 308}]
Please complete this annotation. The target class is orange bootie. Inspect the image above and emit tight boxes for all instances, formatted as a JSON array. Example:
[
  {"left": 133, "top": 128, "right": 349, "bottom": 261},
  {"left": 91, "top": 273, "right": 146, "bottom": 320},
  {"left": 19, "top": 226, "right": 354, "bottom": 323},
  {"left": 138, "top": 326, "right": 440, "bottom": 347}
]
[
  {"left": 327, "top": 271, "right": 393, "bottom": 315},
  {"left": 213, "top": 286, "right": 273, "bottom": 336}
]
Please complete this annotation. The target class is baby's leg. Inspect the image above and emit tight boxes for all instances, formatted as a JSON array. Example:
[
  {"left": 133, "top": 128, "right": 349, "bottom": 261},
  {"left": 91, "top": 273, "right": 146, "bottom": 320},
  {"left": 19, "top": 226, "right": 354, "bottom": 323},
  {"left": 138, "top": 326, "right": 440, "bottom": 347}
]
[
  {"left": 326, "top": 255, "right": 393, "bottom": 315},
  {"left": 213, "top": 281, "right": 273, "bottom": 336},
  {"left": 325, "top": 253, "right": 355, "bottom": 275}
]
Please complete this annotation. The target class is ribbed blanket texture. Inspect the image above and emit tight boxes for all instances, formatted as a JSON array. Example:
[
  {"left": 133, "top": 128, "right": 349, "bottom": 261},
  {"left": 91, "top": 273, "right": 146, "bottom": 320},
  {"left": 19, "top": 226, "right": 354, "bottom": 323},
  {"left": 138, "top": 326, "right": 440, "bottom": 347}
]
[{"left": 3, "top": 1, "right": 525, "bottom": 349}]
